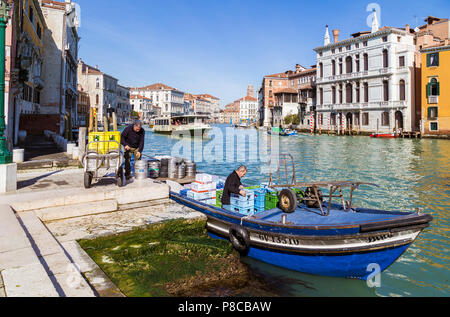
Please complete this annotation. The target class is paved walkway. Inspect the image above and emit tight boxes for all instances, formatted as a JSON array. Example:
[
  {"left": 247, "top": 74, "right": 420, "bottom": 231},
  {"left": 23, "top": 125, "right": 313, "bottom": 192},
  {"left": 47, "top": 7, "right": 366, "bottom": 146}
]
[{"left": 0, "top": 169, "right": 174, "bottom": 297}]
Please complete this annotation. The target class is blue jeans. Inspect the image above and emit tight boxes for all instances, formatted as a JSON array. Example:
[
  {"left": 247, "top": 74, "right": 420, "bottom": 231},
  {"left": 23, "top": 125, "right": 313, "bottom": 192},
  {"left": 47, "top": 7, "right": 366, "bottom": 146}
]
[{"left": 222, "top": 205, "right": 233, "bottom": 211}]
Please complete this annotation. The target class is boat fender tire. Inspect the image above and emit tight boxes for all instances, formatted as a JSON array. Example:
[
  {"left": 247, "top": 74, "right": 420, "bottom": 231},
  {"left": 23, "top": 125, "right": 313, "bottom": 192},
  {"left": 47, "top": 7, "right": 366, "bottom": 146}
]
[
  {"left": 279, "top": 189, "right": 298, "bottom": 213},
  {"left": 229, "top": 224, "right": 250, "bottom": 256}
]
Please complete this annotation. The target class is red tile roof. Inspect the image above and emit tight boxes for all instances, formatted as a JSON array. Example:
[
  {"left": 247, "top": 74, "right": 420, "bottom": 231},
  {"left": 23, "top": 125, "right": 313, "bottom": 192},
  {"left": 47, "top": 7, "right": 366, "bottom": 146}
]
[{"left": 133, "top": 83, "right": 176, "bottom": 91}]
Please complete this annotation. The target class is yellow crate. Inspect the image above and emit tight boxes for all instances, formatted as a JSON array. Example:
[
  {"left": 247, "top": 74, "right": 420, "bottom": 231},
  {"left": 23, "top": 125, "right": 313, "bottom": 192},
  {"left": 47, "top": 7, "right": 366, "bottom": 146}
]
[{"left": 88, "top": 132, "right": 121, "bottom": 154}]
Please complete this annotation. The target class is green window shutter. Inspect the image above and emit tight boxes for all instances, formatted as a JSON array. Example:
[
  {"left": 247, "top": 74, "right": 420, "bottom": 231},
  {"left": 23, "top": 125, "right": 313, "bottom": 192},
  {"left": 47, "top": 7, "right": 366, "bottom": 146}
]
[
  {"left": 426, "top": 83, "right": 431, "bottom": 97},
  {"left": 428, "top": 107, "right": 432, "bottom": 118},
  {"left": 436, "top": 53, "right": 439, "bottom": 66},
  {"left": 437, "top": 82, "right": 440, "bottom": 96},
  {"left": 427, "top": 54, "right": 431, "bottom": 67}
]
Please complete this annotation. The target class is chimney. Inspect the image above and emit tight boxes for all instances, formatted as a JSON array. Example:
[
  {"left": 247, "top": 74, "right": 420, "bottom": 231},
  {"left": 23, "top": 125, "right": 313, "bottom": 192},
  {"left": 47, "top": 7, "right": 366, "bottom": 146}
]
[
  {"left": 333, "top": 29, "right": 340, "bottom": 43},
  {"left": 406, "top": 24, "right": 410, "bottom": 33},
  {"left": 296, "top": 64, "right": 301, "bottom": 73},
  {"left": 445, "top": 38, "right": 449, "bottom": 46}
]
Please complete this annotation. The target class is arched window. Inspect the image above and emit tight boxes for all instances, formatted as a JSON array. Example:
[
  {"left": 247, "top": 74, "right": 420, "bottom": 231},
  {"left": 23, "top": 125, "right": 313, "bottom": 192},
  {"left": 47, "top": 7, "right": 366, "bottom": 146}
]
[
  {"left": 332, "top": 60, "right": 336, "bottom": 76},
  {"left": 364, "top": 82, "right": 369, "bottom": 102},
  {"left": 346, "top": 56, "right": 353, "bottom": 74},
  {"left": 381, "top": 112, "right": 390, "bottom": 126},
  {"left": 364, "top": 54, "right": 369, "bottom": 71},
  {"left": 319, "top": 63, "right": 323, "bottom": 78},
  {"left": 399, "top": 80, "right": 406, "bottom": 101},
  {"left": 356, "top": 83, "right": 360, "bottom": 103},
  {"left": 330, "top": 113, "right": 337, "bottom": 126},
  {"left": 346, "top": 83, "right": 353, "bottom": 103},
  {"left": 427, "top": 78, "right": 440, "bottom": 97},
  {"left": 96, "top": 94, "right": 99, "bottom": 105},
  {"left": 332, "top": 86, "right": 336, "bottom": 104},
  {"left": 383, "top": 49, "right": 389, "bottom": 68},
  {"left": 383, "top": 80, "right": 389, "bottom": 102}
]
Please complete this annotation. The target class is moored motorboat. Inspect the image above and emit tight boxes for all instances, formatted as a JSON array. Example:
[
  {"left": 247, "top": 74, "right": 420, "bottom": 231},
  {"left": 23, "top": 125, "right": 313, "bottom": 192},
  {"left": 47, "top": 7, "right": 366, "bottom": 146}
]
[
  {"left": 370, "top": 133, "right": 396, "bottom": 138},
  {"left": 170, "top": 189, "right": 432, "bottom": 280},
  {"left": 169, "top": 154, "right": 433, "bottom": 280}
]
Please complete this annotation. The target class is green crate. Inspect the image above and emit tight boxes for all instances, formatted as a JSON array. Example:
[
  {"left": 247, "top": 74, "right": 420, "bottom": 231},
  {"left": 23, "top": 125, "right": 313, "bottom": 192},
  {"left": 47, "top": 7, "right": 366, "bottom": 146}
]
[
  {"left": 265, "top": 191, "right": 279, "bottom": 210},
  {"left": 245, "top": 185, "right": 260, "bottom": 190},
  {"left": 216, "top": 190, "right": 223, "bottom": 208},
  {"left": 292, "top": 188, "right": 305, "bottom": 200}
]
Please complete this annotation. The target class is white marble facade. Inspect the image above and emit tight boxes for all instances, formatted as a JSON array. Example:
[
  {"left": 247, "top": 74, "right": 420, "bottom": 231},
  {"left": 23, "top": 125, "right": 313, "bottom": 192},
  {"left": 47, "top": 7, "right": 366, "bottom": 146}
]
[{"left": 315, "top": 18, "right": 417, "bottom": 133}]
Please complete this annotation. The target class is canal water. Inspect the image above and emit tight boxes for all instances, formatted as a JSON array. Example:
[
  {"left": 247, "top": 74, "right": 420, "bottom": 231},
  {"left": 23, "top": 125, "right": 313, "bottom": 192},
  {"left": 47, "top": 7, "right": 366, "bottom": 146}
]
[{"left": 139, "top": 124, "right": 449, "bottom": 297}]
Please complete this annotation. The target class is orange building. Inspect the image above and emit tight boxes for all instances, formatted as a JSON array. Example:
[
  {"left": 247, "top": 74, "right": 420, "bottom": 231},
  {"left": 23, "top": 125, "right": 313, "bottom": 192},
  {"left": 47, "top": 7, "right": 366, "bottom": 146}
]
[{"left": 420, "top": 44, "right": 450, "bottom": 136}]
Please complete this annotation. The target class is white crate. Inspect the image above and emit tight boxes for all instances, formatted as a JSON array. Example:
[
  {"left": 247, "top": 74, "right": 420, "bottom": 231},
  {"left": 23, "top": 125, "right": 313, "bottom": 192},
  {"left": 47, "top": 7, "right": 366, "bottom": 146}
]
[
  {"left": 195, "top": 173, "right": 214, "bottom": 184},
  {"left": 187, "top": 190, "right": 215, "bottom": 200},
  {"left": 191, "top": 181, "right": 217, "bottom": 192},
  {"left": 199, "top": 198, "right": 216, "bottom": 205}
]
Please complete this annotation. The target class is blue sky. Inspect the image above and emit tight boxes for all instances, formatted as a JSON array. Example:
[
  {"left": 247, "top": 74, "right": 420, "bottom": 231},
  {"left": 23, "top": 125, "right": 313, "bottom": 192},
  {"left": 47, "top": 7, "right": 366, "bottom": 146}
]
[{"left": 76, "top": 0, "right": 450, "bottom": 106}]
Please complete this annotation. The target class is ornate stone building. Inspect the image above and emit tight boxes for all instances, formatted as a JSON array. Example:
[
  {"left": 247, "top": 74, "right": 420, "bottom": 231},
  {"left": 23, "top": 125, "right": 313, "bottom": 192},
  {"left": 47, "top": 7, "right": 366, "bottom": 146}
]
[{"left": 314, "top": 12, "right": 418, "bottom": 134}]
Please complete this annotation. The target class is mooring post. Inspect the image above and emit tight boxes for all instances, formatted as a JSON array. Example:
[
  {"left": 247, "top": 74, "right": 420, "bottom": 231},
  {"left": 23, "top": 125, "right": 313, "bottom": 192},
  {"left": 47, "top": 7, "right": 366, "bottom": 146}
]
[{"left": 78, "top": 127, "right": 87, "bottom": 161}]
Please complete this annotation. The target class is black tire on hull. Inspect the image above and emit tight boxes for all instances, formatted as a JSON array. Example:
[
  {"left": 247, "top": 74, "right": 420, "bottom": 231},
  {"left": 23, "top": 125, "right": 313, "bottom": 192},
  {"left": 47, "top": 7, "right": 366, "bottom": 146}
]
[{"left": 229, "top": 224, "right": 251, "bottom": 256}]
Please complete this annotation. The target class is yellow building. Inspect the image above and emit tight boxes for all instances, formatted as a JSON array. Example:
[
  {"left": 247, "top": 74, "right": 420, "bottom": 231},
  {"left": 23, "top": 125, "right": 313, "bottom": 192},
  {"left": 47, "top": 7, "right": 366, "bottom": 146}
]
[{"left": 421, "top": 44, "right": 450, "bottom": 136}]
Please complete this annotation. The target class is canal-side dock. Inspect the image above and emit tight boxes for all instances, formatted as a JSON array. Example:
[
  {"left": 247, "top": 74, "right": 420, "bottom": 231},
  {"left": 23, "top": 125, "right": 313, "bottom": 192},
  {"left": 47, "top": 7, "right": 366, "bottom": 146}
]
[{"left": 0, "top": 168, "right": 203, "bottom": 297}]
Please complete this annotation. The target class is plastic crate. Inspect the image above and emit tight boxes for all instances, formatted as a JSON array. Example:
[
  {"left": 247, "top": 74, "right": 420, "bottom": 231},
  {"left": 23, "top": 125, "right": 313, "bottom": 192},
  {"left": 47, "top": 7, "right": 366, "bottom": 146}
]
[
  {"left": 180, "top": 188, "right": 189, "bottom": 196},
  {"left": 292, "top": 188, "right": 305, "bottom": 200},
  {"left": 230, "top": 191, "right": 254, "bottom": 207},
  {"left": 200, "top": 198, "right": 216, "bottom": 205},
  {"left": 187, "top": 190, "right": 215, "bottom": 200},
  {"left": 216, "top": 190, "right": 223, "bottom": 208},
  {"left": 88, "top": 131, "right": 121, "bottom": 154},
  {"left": 230, "top": 198, "right": 254, "bottom": 208},
  {"left": 251, "top": 188, "right": 266, "bottom": 205},
  {"left": 254, "top": 200, "right": 265, "bottom": 209},
  {"left": 254, "top": 205, "right": 265, "bottom": 214},
  {"left": 195, "top": 173, "right": 214, "bottom": 184},
  {"left": 191, "top": 181, "right": 217, "bottom": 192},
  {"left": 231, "top": 191, "right": 254, "bottom": 201},
  {"left": 265, "top": 191, "right": 279, "bottom": 210},
  {"left": 231, "top": 205, "right": 255, "bottom": 215}
]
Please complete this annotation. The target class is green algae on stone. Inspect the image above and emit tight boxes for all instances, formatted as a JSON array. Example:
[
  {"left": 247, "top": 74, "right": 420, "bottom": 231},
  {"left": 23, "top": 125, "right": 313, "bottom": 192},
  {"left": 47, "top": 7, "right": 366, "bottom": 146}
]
[{"left": 78, "top": 218, "right": 245, "bottom": 297}]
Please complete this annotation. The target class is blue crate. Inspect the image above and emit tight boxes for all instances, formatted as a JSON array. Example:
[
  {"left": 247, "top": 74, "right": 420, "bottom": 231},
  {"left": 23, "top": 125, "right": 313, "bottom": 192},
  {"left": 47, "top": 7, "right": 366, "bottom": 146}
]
[
  {"left": 254, "top": 206, "right": 265, "bottom": 214},
  {"left": 231, "top": 192, "right": 254, "bottom": 201},
  {"left": 231, "top": 205, "right": 255, "bottom": 215},
  {"left": 254, "top": 200, "right": 265, "bottom": 209},
  {"left": 180, "top": 189, "right": 189, "bottom": 196},
  {"left": 252, "top": 189, "right": 266, "bottom": 205},
  {"left": 230, "top": 197, "right": 255, "bottom": 208}
]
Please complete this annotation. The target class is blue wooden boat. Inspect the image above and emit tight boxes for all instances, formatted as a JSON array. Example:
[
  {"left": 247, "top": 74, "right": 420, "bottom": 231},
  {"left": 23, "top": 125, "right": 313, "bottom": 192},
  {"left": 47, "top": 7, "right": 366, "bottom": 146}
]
[
  {"left": 170, "top": 188, "right": 432, "bottom": 280},
  {"left": 170, "top": 153, "right": 432, "bottom": 280}
]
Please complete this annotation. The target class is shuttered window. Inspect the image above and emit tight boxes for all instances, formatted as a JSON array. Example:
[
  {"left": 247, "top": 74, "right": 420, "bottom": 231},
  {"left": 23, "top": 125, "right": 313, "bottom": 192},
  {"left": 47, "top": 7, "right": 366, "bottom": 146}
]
[
  {"left": 427, "top": 53, "right": 439, "bottom": 67},
  {"left": 428, "top": 107, "right": 438, "bottom": 119},
  {"left": 426, "top": 78, "right": 440, "bottom": 97}
]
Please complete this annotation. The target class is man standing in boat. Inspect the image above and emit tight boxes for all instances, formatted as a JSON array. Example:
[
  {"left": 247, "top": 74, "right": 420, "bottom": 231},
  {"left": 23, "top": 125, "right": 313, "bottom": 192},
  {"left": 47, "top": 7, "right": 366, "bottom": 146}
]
[
  {"left": 222, "top": 166, "right": 247, "bottom": 211},
  {"left": 121, "top": 120, "right": 145, "bottom": 180}
]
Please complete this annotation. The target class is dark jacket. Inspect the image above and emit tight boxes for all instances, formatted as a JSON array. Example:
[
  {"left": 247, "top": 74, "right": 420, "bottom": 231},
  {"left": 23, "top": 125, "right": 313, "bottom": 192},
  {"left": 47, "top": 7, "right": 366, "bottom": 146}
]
[
  {"left": 221, "top": 171, "right": 242, "bottom": 206},
  {"left": 121, "top": 125, "right": 145, "bottom": 153}
]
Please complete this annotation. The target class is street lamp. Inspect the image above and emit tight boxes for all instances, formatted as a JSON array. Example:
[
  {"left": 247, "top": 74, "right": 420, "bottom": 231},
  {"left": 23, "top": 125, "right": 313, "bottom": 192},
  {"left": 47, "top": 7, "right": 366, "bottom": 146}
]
[{"left": 0, "top": 0, "right": 12, "bottom": 164}]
